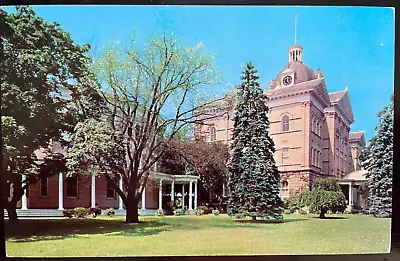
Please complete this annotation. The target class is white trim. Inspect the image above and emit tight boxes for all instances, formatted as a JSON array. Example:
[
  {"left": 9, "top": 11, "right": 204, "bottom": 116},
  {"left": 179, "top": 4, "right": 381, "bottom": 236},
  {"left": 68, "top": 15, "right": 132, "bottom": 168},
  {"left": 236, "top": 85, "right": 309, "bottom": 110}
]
[
  {"left": 119, "top": 176, "right": 124, "bottom": 210},
  {"left": 91, "top": 172, "right": 96, "bottom": 208},
  {"left": 189, "top": 181, "right": 193, "bottom": 210},
  {"left": 21, "top": 175, "right": 28, "bottom": 210},
  {"left": 58, "top": 173, "right": 63, "bottom": 210}
]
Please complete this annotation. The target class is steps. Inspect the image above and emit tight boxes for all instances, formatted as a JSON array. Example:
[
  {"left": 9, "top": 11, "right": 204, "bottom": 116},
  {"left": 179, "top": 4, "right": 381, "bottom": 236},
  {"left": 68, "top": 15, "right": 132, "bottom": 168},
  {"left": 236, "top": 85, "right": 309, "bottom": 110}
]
[{"left": 4, "top": 209, "right": 63, "bottom": 217}]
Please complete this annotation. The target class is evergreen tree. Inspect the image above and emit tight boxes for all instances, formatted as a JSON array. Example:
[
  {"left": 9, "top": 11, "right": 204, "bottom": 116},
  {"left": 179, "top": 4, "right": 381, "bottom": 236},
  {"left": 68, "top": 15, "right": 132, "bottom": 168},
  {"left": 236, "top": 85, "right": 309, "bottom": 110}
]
[
  {"left": 364, "top": 95, "right": 393, "bottom": 218},
  {"left": 227, "top": 62, "right": 283, "bottom": 221}
]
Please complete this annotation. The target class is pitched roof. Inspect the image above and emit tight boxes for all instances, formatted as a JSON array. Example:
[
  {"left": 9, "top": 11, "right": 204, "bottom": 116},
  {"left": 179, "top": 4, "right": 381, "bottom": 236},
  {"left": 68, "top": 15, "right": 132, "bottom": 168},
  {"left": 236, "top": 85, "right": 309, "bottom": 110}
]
[
  {"left": 328, "top": 90, "right": 347, "bottom": 103},
  {"left": 341, "top": 169, "right": 369, "bottom": 181},
  {"left": 349, "top": 131, "right": 364, "bottom": 141}
]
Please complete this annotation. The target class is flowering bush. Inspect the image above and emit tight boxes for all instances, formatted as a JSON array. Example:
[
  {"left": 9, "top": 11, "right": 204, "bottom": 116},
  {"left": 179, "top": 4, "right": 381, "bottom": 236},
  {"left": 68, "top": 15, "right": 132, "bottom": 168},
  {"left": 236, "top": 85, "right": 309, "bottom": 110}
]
[
  {"left": 212, "top": 209, "right": 220, "bottom": 215},
  {"left": 62, "top": 209, "right": 75, "bottom": 218},
  {"left": 195, "top": 208, "right": 204, "bottom": 216},
  {"left": 173, "top": 208, "right": 185, "bottom": 216},
  {"left": 89, "top": 207, "right": 102, "bottom": 218},
  {"left": 105, "top": 208, "right": 116, "bottom": 217},
  {"left": 155, "top": 209, "right": 164, "bottom": 216},
  {"left": 74, "top": 207, "right": 88, "bottom": 218}
]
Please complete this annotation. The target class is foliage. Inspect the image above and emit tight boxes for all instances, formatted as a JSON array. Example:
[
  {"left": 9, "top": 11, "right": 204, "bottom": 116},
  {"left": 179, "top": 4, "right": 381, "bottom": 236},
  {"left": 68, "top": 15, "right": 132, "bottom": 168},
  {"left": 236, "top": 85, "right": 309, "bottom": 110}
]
[
  {"left": 1, "top": 6, "right": 104, "bottom": 222},
  {"left": 362, "top": 95, "right": 393, "bottom": 218},
  {"left": 197, "top": 205, "right": 212, "bottom": 214},
  {"left": 155, "top": 209, "right": 165, "bottom": 216},
  {"left": 299, "top": 179, "right": 346, "bottom": 219},
  {"left": 212, "top": 209, "right": 220, "bottom": 215},
  {"left": 105, "top": 208, "right": 116, "bottom": 217},
  {"left": 195, "top": 208, "right": 205, "bottom": 216},
  {"left": 173, "top": 208, "right": 185, "bottom": 216},
  {"left": 73, "top": 207, "right": 88, "bottom": 218},
  {"left": 227, "top": 62, "right": 283, "bottom": 220},
  {"left": 158, "top": 139, "right": 229, "bottom": 202},
  {"left": 89, "top": 207, "right": 102, "bottom": 218},
  {"left": 62, "top": 209, "right": 75, "bottom": 218},
  {"left": 68, "top": 32, "right": 223, "bottom": 223}
]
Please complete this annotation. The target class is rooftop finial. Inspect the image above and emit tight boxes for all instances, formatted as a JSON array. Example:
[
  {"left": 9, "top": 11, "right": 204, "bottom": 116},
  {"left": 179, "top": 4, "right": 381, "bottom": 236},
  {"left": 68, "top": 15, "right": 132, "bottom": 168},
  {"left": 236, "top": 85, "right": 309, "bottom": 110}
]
[{"left": 294, "top": 12, "right": 297, "bottom": 44}]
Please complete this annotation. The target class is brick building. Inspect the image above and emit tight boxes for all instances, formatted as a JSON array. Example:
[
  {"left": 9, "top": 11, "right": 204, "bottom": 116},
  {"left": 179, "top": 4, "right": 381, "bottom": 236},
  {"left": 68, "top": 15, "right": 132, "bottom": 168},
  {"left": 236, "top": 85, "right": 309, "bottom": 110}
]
[{"left": 195, "top": 43, "right": 367, "bottom": 204}]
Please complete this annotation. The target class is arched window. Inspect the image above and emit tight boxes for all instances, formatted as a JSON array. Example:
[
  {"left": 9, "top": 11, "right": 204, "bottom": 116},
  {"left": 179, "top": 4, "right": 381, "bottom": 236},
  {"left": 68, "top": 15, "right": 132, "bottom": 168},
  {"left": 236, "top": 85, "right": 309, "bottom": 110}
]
[
  {"left": 316, "top": 121, "right": 320, "bottom": 135},
  {"left": 318, "top": 121, "right": 321, "bottom": 136},
  {"left": 281, "top": 180, "right": 289, "bottom": 197},
  {"left": 282, "top": 115, "right": 289, "bottom": 131},
  {"left": 210, "top": 126, "right": 216, "bottom": 141},
  {"left": 317, "top": 151, "right": 320, "bottom": 167}
]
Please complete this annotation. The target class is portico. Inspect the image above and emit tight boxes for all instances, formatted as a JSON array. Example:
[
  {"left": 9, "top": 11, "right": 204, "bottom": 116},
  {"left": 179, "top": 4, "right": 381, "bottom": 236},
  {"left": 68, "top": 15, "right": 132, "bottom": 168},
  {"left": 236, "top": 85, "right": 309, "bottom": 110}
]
[
  {"left": 145, "top": 172, "right": 200, "bottom": 213},
  {"left": 338, "top": 169, "right": 369, "bottom": 210}
]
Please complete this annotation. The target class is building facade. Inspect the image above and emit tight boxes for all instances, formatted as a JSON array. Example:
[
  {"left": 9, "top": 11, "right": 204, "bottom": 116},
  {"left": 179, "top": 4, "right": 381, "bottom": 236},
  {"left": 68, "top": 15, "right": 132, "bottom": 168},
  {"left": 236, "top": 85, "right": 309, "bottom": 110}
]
[{"left": 195, "top": 43, "right": 366, "bottom": 199}]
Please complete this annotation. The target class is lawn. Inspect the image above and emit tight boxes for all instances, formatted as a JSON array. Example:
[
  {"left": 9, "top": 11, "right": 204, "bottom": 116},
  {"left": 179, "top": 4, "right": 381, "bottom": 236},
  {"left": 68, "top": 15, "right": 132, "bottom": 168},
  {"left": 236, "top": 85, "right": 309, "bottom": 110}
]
[{"left": 5, "top": 213, "right": 391, "bottom": 257}]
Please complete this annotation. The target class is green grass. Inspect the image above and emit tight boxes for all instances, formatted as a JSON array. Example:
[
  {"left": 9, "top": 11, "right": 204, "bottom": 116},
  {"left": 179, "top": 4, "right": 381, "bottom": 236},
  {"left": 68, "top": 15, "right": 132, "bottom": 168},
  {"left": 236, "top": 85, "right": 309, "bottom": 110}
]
[{"left": 5, "top": 214, "right": 391, "bottom": 257}]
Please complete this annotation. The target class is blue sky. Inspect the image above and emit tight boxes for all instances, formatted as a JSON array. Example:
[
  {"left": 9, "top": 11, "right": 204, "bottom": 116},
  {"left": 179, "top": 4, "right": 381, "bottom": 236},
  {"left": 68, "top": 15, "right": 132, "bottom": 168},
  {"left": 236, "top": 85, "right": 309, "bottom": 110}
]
[{"left": 5, "top": 6, "right": 394, "bottom": 141}]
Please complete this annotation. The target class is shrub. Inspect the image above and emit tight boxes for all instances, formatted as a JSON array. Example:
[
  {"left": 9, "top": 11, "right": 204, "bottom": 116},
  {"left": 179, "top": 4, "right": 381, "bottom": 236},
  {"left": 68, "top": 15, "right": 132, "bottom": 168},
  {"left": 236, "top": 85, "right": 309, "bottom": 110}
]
[
  {"left": 173, "top": 208, "right": 185, "bottom": 216},
  {"left": 62, "top": 209, "right": 75, "bottom": 218},
  {"left": 212, "top": 209, "right": 220, "bottom": 215},
  {"left": 299, "top": 179, "right": 347, "bottom": 219},
  {"left": 155, "top": 209, "right": 164, "bottom": 216},
  {"left": 105, "top": 208, "right": 116, "bottom": 217},
  {"left": 298, "top": 209, "right": 307, "bottom": 215},
  {"left": 343, "top": 209, "right": 352, "bottom": 214},
  {"left": 283, "top": 209, "right": 291, "bottom": 215},
  {"left": 89, "top": 207, "right": 102, "bottom": 218},
  {"left": 326, "top": 210, "right": 333, "bottom": 215},
  {"left": 198, "top": 205, "right": 212, "bottom": 214},
  {"left": 74, "top": 207, "right": 88, "bottom": 218},
  {"left": 195, "top": 207, "right": 204, "bottom": 216}
]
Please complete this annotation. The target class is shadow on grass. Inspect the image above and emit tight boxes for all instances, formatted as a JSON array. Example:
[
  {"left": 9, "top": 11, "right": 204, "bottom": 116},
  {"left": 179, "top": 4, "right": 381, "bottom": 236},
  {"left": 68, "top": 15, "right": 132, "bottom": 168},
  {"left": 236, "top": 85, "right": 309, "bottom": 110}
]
[
  {"left": 235, "top": 218, "right": 305, "bottom": 224},
  {"left": 312, "top": 216, "right": 348, "bottom": 220},
  {"left": 5, "top": 218, "right": 170, "bottom": 243}
]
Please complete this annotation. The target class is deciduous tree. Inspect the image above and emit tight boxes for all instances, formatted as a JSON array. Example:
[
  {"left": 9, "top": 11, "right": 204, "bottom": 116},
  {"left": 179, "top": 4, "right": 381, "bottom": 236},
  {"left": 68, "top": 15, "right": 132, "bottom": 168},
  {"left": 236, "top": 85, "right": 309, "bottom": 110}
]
[
  {"left": 67, "top": 33, "right": 223, "bottom": 223},
  {"left": 1, "top": 6, "right": 104, "bottom": 223}
]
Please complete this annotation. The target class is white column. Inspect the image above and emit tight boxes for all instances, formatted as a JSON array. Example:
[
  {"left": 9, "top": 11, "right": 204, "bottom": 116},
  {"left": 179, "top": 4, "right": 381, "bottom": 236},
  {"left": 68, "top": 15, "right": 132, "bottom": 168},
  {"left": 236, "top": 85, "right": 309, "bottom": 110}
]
[
  {"left": 141, "top": 186, "right": 146, "bottom": 210},
  {"left": 171, "top": 181, "right": 175, "bottom": 204},
  {"left": 348, "top": 184, "right": 353, "bottom": 207},
  {"left": 194, "top": 181, "right": 198, "bottom": 210},
  {"left": 91, "top": 172, "right": 96, "bottom": 208},
  {"left": 119, "top": 176, "right": 124, "bottom": 210},
  {"left": 21, "top": 175, "right": 28, "bottom": 210},
  {"left": 158, "top": 179, "right": 163, "bottom": 210},
  {"left": 182, "top": 184, "right": 185, "bottom": 208},
  {"left": 189, "top": 181, "right": 193, "bottom": 210},
  {"left": 58, "top": 173, "right": 63, "bottom": 210}
]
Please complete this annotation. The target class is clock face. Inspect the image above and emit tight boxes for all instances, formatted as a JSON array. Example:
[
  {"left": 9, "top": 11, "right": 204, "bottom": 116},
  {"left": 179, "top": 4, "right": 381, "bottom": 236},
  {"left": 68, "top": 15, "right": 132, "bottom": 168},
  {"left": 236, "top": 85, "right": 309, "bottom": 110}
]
[{"left": 283, "top": 76, "right": 293, "bottom": 86}]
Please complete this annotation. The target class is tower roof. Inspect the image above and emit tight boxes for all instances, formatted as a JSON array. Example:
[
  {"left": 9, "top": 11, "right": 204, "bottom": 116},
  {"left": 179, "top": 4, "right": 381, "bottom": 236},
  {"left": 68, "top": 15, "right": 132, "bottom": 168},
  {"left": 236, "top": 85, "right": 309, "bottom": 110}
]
[
  {"left": 328, "top": 90, "right": 347, "bottom": 103},
  {"left": 275, "top": 61, "right": 316, "bottom": 85}
]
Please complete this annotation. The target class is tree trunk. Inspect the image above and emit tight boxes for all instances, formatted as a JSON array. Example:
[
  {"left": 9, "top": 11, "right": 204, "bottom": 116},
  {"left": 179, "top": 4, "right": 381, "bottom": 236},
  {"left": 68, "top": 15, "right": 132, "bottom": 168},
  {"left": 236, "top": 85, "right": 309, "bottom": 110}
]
[
  {"left": 6, "top": 207, "right": 19, "bottom": 224},
  {"left": 125, "top": 197, "right": 139, "bottom": 223},
  {"left": 319, "top": 210, "right": 326, "bottom": 219},
  {"left": 252, "top": 216, "right": 256, "bottom": 221}
]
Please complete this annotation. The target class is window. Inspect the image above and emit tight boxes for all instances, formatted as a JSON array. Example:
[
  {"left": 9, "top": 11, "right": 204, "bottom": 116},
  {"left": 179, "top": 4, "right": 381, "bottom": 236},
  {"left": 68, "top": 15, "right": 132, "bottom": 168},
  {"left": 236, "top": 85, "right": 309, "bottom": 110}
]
[
  {"left": 282, "top": 147, "right": 289, "bottom": 164},
  {"left": 40, "top": 177, "right": 48, "bottom": 197},
  {"left": 282, "top": 115, "right": 289, "bottom": 131},
  {"left": 107, "top": 179, "right": 116, "bottom": 199},
  {"left": 210, "top": 126, "right": 216, "bottom": 141},
  {"left": 311, "top": 116, "right": 314, "bottom": 132},
  {"left": 281, "top": 181, "right": 289, "bottom": 197},
  {"left": 317, "top": 151, "right": 320, "bottom": 167},
  {"left": 317, "top": 121, "right": 321, "bottom": 136},
  {"left": 66, "top": 176, "right": 78, "bottom": 198}
]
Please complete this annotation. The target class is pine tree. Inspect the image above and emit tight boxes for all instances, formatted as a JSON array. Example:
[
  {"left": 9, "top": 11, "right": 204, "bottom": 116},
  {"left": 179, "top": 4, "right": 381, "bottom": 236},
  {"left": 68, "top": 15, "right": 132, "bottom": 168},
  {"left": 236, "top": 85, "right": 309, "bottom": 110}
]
[
  {"left": 364, "top": 94, "right": 393, "bottom": 218},
  {"left": 227, "top": 62, "right": 283, "bottom": 221}
]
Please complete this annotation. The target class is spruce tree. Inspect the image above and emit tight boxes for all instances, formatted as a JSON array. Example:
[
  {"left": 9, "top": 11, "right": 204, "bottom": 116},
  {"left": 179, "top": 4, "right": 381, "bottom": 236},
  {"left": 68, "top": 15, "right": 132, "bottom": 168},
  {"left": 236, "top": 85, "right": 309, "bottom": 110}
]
[
  {"left": 364, "top": 95, "right": 393, "bottom": 218},
  {"left": 227, "top": 62, "right": 283, "bottom": 220}
]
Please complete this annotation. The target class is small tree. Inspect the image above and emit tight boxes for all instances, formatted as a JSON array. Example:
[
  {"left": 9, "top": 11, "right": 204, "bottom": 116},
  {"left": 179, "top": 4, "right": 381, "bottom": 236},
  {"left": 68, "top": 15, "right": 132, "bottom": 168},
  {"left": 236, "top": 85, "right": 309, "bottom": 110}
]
[
  {"left": 228, "top": 62, "right": 283, "bottom": 221},
  {"left": 363, "top": 94, "right": 393, "bottom": 218},
  {"left": 300, "top": 178, "right": 346, "bottom": 219},
  {"left": 158, "top": 140, "right": 229, "bottom": 204}
]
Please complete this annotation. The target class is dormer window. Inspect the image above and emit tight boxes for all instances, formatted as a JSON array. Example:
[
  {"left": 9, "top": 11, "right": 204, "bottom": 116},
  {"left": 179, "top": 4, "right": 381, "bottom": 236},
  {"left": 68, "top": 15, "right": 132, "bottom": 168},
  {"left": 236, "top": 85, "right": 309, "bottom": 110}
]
[
  {"left": 282, "top": 115, "right": 289, "bottom": 132},
  {"left": 210, "top": 126, "right": 216, "bottom": 141}
]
